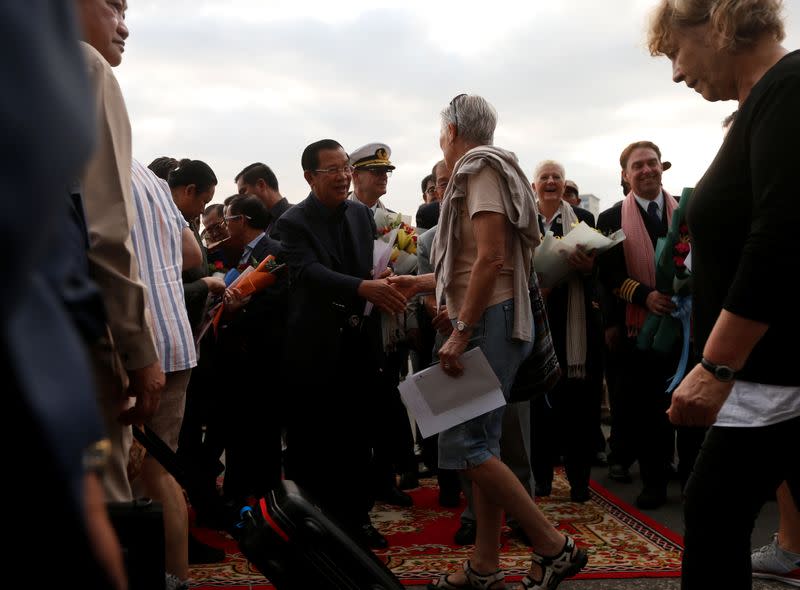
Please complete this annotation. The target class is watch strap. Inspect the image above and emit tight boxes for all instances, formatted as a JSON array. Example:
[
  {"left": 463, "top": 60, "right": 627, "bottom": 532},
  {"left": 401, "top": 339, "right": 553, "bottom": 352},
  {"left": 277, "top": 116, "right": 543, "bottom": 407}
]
[{"left": 700, "top": 357, "right": 737, "bottom": 382}]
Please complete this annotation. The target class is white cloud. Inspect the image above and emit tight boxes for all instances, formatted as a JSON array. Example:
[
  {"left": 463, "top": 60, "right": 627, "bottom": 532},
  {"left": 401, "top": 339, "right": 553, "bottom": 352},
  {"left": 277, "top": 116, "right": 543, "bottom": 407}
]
[{"left": 119, "top": 0, "right": 800, "bottom": 217}]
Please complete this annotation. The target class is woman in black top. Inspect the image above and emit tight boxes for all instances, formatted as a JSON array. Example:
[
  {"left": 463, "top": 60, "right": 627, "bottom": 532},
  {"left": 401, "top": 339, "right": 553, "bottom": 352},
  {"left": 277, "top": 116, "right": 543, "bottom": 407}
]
[{"left": 648, "top": 1, "right": 800, "bottom": 588}]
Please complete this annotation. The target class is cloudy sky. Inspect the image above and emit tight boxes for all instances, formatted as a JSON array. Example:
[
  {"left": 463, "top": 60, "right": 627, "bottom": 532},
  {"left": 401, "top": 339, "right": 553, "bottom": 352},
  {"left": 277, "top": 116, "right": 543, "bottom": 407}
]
[{"left": 117, "top": 0, "right": 799, "bottom": 217}]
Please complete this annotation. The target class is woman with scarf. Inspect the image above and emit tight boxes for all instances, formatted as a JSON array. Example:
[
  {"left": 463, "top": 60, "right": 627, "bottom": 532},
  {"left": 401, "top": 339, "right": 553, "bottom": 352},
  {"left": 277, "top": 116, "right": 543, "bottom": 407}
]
[
  {"left": 530, "top": 160, "right": 603, "bottom": 504},
  {"left": 391, "top": 94, "right": 587, "bottom": 590}
]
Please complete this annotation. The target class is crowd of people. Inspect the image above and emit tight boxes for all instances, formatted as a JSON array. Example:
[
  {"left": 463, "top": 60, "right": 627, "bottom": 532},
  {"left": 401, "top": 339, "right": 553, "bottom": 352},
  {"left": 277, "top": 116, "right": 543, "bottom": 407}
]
[{"left": 7, "top": 1, "right": 798, "bottom": 589}]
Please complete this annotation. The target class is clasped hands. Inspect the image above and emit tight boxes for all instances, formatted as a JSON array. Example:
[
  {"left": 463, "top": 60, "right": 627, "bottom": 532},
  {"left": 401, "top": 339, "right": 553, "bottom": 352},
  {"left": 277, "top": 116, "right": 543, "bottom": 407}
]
[{"left": 358, "top": 267, "right": 407, "bottom": 314}]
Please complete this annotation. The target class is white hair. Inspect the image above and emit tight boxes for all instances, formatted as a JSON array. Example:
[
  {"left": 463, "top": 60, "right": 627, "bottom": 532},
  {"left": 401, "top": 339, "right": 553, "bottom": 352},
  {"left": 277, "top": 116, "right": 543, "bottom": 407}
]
[
  {"left": 534, "top": 159, "right": 566, "bottom": 179},
  {"left": 440, "top": 94, "right": 497, "bottom": 145}
]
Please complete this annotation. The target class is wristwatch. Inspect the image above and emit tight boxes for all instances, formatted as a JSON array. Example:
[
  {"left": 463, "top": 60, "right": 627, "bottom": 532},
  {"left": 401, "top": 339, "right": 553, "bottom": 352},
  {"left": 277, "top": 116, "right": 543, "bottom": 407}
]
[
  {"left": 700, "top": 357, "right": 737, "bottom": 382},
  {"left": 455, "top": 320, "right": 473, "bottom": 334},
  {"left": 83, "top": 439, "right": 112, "bottom": 475}
]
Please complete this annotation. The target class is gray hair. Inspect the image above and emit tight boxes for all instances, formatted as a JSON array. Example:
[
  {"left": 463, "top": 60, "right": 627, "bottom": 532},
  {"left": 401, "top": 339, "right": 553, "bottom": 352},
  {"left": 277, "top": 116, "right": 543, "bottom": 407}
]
[
  {"left": 534, "top": 159, "right": 566, "bottom": 180},
  {"left": 440, "top": 94, "right": 497, "bottom": 145}
]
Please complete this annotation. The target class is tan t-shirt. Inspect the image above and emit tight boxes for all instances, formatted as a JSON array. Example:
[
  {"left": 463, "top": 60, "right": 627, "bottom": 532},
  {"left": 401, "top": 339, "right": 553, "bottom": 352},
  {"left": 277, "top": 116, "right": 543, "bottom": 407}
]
[{"left": 445, "top": 166, "right": 515, "bottom": 317}]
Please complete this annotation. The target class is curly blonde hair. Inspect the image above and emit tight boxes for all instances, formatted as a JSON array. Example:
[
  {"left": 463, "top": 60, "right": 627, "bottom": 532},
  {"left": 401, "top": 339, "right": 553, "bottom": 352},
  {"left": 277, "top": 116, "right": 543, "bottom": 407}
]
[{"left": 647, "top": 0, "right": 785, "bottom": 56}]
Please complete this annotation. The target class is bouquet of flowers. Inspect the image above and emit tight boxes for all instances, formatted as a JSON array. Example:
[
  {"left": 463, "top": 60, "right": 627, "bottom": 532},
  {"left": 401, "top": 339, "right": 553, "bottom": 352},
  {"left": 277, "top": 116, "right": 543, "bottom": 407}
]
[
  {"left": 199, "top": 255, "right": 285, "bottom": 340},
  {"left": 374, "top": 210, "right": 418, "bottom": 276},
  {"left": 636, "top": 187, "right": 693, "bottom": 391},
  {"left": 208, "top": 259, "right": 227, "bottom": 279},
  {"left": 369, "top": 210, "right": 419, "bottom": 351}
]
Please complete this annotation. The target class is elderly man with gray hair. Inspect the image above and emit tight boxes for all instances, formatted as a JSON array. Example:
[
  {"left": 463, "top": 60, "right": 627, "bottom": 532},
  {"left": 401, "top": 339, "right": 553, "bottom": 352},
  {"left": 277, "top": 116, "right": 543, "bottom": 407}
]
[{"left": 390, "top": 94, "right": 587, "bottom": 590}]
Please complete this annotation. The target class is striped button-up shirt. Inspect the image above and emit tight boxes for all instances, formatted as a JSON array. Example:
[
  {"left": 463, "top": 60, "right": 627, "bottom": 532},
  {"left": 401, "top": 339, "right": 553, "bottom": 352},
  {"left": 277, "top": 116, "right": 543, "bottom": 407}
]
[{"left": 130, "top": 159, "right": 197, "bottom": 373}]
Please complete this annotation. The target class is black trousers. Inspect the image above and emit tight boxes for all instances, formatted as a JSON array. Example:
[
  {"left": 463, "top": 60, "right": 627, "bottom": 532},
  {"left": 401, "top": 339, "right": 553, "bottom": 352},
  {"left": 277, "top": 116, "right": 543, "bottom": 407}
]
[
  {"left": 221, "top": 372, "right": 284, "bottom": 502},
  {"left": 531, "top": 377, "right": 597, "bottom": 492},
  {"left": 177, "top": 338, "right": 227, "bottom": 510},
  {"left": 284, "top": 358, "right": 374, "bottom": 533},
  {"left": 682, "top": 415, "right": 800, "bottom": 589},
  {"left": 369, "top": 351, "right": 417, "bottom": 494},
  {"left": 607, "top": 339, "right": 677, "bottom": 489}
]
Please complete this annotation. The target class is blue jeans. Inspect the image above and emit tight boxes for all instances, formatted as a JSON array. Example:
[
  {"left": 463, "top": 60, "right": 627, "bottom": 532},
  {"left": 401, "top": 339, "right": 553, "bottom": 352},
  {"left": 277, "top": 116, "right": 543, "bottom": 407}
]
[{"left": 438, "top": 299, "right": 534, "bottom": 470}]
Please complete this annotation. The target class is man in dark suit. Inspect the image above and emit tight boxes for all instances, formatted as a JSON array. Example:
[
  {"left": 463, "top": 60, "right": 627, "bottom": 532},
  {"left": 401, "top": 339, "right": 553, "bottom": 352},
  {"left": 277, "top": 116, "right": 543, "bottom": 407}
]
[
  {"left": 276, "top": 139, "right": 407, "bottom": 548},
  {"left": 235, "top": 163, "right": 291, "bottom": 240},
  {"left": 597, "top": 141, "right": 680, "bottom": 509},
  {"left": 216, "top": 195, "right": 286, "bottom": 503}
]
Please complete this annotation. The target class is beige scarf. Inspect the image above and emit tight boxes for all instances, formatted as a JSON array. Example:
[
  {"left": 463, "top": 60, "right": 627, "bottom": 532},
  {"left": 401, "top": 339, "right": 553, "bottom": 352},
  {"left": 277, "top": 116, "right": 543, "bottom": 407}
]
[
  {"left": 432, "top": 146, "right": 540, "bottom": 341},
  {"left": 553, "top": 202, "right": 586, "bottom": 379}
]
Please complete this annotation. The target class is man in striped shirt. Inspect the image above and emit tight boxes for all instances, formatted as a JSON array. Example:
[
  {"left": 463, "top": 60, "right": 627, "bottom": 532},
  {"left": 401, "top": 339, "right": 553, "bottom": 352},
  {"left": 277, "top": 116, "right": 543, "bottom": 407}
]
[{"left": 129, "top": 158, "right": 201, "bottom": 590}]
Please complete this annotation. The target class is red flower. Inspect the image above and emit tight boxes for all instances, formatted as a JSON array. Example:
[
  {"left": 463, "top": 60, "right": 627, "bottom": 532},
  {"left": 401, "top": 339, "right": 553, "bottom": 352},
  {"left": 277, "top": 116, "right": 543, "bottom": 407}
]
[
  {"left": 214, "top": 260, "right": 224, "bottom": 270},
  {"left": 673, "top": 256, "right": 686, "bottom": 268},
  {"left": 674, "top": 242, "right": 690, "bottom": 256},
  {"left": 680, "top": 224, "right": 689, "bottom": 234}
]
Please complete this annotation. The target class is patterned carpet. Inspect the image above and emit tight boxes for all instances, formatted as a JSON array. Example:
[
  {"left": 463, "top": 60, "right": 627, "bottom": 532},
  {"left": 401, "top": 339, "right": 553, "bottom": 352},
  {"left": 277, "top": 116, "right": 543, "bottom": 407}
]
[{"left": 189, "top": 470, "right": 683, "bottom": 588}]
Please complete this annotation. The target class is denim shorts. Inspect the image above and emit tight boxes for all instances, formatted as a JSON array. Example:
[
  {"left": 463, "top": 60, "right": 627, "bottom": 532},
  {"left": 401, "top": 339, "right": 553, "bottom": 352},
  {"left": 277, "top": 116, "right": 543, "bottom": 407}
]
[{"left": 438, "top": 299, "right": 534, "bottom": 470}]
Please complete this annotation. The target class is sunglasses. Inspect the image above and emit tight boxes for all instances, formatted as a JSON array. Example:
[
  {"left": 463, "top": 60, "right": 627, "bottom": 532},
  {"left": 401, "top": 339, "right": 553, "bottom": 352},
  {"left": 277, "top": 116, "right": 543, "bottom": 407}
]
[{"left": 450, "top": 93, "right": 467, "bottom": 132}]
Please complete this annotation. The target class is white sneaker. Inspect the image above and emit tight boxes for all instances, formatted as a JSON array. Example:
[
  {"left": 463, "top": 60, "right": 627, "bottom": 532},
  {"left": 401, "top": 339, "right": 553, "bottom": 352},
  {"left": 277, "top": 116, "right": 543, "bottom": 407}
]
[{"left": 752, "top": 534, "right": 800, "bottom": 587}]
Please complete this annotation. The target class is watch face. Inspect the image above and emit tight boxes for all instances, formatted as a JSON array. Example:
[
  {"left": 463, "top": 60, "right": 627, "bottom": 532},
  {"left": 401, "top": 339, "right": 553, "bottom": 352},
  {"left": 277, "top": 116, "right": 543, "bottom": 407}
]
[
  {"left": 701, "top": 358, "right": 736, "bottom": 382},
  {"left": 717, "top": 366, "right": 735, "bottom": 381}
]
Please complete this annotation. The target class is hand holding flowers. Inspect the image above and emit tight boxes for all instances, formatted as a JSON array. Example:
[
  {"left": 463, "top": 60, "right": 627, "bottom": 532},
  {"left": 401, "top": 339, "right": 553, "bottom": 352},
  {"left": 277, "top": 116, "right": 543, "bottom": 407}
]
[{"left": 637, "top": 187, "right": 694, "bottom": 392}]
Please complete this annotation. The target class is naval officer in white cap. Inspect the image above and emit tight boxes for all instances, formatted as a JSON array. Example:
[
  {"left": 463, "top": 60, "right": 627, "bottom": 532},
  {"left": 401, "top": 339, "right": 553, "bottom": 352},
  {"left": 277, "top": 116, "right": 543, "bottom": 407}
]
[{"left": 348, "top": 142, "right": 395, "bottom": 211}]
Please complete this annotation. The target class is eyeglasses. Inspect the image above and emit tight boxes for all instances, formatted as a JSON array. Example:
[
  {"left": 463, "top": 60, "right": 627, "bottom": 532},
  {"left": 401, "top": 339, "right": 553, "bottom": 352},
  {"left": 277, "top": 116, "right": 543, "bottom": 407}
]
[
  {"left": 203, "top": 221, "right": 226, "bottom": 234},
  {"left": 313, "top": 165, "right": 354, "bottom": 176},
  {"left": 361, "top": 167, "right": 392, "bottom": 177},
  {"left": 222, "top": 214, "right": 250, "bottom": 225},
  {"left": 450, "top": 93, "right": 467, "bottom": 131}
]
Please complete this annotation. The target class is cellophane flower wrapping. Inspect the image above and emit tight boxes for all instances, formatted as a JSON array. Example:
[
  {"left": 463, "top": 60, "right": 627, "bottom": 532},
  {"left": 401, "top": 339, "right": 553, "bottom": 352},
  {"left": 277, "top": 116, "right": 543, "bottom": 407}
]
[{"left": 637, "top": 187, "right": 693, "bottom": 355}]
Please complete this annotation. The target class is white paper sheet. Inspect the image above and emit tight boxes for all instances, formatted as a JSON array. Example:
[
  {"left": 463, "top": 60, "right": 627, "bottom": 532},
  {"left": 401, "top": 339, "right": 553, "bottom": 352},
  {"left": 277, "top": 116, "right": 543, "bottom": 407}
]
[{"left": 398, "top": 348, "right": 506, "bottom": 438}]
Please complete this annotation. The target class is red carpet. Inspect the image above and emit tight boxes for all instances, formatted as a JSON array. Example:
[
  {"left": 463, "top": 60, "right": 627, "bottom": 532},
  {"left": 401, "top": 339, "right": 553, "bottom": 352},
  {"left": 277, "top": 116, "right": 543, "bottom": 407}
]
[{"left": 190, "top": 471, "right": 683, "bottom": 588}]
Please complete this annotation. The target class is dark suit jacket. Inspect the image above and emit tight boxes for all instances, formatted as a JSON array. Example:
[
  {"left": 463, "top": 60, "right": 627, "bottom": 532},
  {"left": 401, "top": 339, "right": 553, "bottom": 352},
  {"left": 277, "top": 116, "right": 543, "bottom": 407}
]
[
  {"left": 416, "top": 200, "right": 441, "bottom": 230},
  {"left": 597, "top": 199, "right": 669, "bottom": 330},
  {"left": 266, "top": 197, "right": 292, "bottom": 240},
  {"left": 218, "top": 233, "right": 286, "bottom": 362},
  {"left": 277, "top": 193, "right": 378, "bottom": 373}
]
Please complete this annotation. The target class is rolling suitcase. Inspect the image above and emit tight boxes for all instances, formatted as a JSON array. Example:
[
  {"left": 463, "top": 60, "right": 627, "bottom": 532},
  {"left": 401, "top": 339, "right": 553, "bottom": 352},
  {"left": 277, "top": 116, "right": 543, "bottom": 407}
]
[
  {"left": 133, "top": 426, "right": 404, "bottom": 589},
  {"left": 237, "top": 480, "right": 404, "bottom": 590}
]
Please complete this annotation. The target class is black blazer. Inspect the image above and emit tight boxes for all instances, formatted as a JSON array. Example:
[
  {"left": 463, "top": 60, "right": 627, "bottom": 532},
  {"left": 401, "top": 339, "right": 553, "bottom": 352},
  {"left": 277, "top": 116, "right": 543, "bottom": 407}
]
[
  {"left": 266, "top": 197, "right": 292, "bottom": 241},
  {"left": 597, "top": 199, "right": 669, "bottom": 329},
  {"left": 218, "top": 233, "right": 287, "bottom": 362},
  {"left": 276, "top": 194, "right": 377, "bottom": 371}
]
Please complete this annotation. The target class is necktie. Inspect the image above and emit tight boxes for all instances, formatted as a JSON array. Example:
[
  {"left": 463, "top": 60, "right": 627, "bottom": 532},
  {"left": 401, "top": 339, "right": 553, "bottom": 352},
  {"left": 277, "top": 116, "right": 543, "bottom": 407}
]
[
  {"left": 239, "top": 247, "right": 252, "bottom": 267},
  {"left": 647, "top": 201, "right": 660, "bottom": 224}
]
